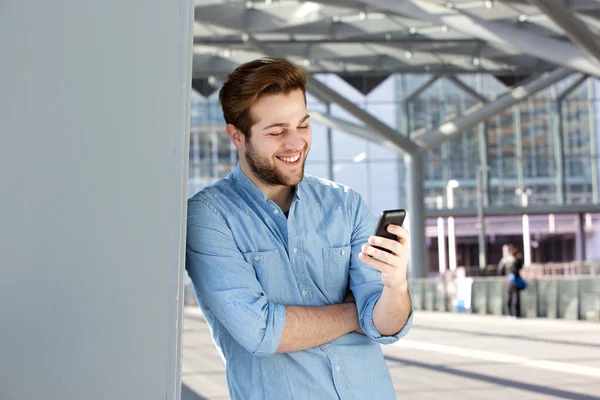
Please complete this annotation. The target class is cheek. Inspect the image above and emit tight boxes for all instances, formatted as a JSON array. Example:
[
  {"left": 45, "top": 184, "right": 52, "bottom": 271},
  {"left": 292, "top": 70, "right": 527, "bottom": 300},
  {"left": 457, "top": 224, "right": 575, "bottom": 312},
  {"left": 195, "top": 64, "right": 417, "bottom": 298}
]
[
  {"left": 248, "top": 138, "right": 273, "bottom": 155},
  {"left": 259, "top": 141, "right": 282, "bottom": 160},
  {"left": 304, "top": 130, "right": 313, "bottom": 147}
]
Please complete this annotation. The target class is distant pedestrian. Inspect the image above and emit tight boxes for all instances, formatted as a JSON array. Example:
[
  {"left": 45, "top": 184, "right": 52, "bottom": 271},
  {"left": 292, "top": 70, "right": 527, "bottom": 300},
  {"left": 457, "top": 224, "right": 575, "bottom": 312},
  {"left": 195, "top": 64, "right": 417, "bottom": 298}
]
[{"left": 498, "top": 244, "right": 524, "bottom": 318}]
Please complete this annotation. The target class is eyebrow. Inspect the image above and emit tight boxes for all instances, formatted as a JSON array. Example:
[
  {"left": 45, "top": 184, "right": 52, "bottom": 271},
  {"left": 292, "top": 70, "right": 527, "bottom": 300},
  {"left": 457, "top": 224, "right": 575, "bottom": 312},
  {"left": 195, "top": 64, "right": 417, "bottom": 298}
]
[{"left": 262, "top": 114, "right": 310, "bottom": 131}]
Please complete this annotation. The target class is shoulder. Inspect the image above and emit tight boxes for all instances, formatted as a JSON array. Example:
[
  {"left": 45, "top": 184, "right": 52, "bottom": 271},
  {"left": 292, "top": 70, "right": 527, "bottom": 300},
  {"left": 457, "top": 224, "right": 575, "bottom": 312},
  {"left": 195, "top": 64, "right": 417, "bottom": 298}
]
[
  {"left": 188, "top": 176, "right": 243, "bottom": 219},
  {"left": 300, "top": 175, "right": 360, "bottom": 206}
]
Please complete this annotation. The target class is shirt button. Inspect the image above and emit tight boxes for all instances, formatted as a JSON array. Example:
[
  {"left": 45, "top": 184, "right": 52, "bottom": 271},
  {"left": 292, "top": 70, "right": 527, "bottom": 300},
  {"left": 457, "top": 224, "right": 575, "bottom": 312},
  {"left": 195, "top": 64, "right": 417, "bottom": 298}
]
[
  {"left": 340, "top": 250, "right": 346, "bottom": 256},
  {"left": 302, "top": 289, "right": 308, "bottom": 296},
  {"left": 254, "top": 255, "right": 260, "bottom": 261},
  {"left": 292, "top": 248, "right": 298, "bottom": 253},
  {"left": 335, "top": 365, "right": 341, "bottom": 372},
  {"left": 273, "top": 209, "right": 280, "bottom": 215}
]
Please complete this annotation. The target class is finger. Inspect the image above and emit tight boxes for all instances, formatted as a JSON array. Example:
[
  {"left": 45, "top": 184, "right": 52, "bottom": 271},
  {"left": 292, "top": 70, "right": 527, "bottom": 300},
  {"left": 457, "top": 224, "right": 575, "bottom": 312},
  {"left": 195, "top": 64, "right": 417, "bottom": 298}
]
[
  {"left": 368, "top": 236, "right": 404, "bottom": 255},
  {"left": 359, "top": 251, "right": 395, "bottom": 275},
  {"left": 387, "top": 224, "right": 410, "bottom": 244},
  {"left": 361, "top": 244, "right": 403, "bottom": 269}
]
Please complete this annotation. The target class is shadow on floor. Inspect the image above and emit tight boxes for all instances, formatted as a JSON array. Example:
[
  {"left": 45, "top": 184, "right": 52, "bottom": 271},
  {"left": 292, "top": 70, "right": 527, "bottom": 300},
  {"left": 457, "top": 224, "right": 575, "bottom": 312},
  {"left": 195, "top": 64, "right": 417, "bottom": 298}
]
[
  {"left": 182, "top": 383, "right": 209, "bottom": 400},
  {"left": 414, "top": 324, "right": 600, "bottom": 349},
  {"left": 385, "top": 355, "right": 600, "bottom": 400}
]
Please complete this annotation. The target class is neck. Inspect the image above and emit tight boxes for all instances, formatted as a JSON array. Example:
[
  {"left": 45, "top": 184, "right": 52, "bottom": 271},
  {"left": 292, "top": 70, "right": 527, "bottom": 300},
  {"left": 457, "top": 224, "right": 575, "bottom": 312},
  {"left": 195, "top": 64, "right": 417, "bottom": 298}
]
[{"left": 240, "top": 162, "right": 295, "bottom": 212}]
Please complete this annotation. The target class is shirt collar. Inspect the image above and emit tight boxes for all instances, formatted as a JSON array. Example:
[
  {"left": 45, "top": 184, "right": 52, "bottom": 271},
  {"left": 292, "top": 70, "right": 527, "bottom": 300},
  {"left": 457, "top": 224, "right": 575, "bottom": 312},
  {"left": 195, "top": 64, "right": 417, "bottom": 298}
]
[{"left": 231, "top": 163, "right": 304, "bottom": 204}]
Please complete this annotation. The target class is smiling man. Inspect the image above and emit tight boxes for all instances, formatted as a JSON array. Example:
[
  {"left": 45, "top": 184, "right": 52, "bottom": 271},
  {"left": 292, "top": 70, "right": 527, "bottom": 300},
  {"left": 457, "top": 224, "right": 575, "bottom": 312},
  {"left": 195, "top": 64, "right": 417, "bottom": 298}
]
[{"left": 186, "top": 57, "right": 413, "bottom": 400}]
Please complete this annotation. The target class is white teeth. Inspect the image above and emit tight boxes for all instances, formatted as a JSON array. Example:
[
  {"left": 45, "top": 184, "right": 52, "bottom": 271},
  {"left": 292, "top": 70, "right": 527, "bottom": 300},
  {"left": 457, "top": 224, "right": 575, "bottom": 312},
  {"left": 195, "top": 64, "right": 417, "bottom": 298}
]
[{"left": 278, "top": 153, "right": 300, "bottom": 163}]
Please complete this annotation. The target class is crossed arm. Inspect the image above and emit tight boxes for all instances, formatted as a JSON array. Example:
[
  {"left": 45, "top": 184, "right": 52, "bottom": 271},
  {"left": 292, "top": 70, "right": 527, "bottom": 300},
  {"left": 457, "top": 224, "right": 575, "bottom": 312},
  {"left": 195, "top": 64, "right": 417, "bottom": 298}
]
[
  {"left": 186, "top": 198, "right": 412, "bottom": 356},
  {"left": 279, "top": 193, "right": 414, "bottom": 351},
  {"left": 277, "top": 302, "right": 360, "bottom": 353}
]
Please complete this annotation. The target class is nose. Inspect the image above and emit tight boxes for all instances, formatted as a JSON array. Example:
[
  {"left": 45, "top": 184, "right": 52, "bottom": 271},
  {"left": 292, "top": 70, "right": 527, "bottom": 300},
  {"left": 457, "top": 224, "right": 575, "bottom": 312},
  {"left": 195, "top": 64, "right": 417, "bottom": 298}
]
[{"left": 283, "top": 128, "right": 305, "bottom": 150}]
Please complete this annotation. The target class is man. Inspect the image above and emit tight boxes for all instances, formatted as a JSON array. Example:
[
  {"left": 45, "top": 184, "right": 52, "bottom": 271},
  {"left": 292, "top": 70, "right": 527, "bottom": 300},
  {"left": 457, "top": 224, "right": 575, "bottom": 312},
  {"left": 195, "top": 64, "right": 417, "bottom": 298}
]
[
  {"left": 186, "top": 57, "right": 413, "bottom": 399},
  {"left": 498, "top": 243, "right": 524, "bottom": 318}
]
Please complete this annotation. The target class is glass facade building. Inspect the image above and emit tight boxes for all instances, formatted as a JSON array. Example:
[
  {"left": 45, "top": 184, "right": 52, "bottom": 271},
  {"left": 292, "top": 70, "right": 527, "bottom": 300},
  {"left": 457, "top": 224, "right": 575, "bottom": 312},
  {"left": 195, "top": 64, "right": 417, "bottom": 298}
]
[{"left": 187, "top": 73, "right": 600, "bottom": 272}]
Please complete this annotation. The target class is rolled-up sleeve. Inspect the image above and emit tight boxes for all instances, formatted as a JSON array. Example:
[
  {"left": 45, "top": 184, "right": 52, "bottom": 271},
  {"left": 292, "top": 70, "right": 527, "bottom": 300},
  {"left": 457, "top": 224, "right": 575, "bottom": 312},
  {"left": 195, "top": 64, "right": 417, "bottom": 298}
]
[
  {"left": 347, "top": 190, "right": 413, "bottom": 344},
  {"left": 186, "top": 198, "right": 286, "bottom": 357}
]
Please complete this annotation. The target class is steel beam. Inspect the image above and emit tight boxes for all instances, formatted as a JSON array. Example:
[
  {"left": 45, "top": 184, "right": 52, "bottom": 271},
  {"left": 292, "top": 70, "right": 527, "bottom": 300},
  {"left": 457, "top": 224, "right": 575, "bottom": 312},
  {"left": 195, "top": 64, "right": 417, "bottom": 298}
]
[
  {"left": 412, "top": 68, "right": 572, "bottom": 151},
  {"left": 528, "top": 0, "right": 600, "bottom": 66},
  {"left": 306, "top": 77, "right": 420, "bottom": 153},
  {"left": 578, "top": 213, "right": 588, "bottom": 261},
  {"left": 551, "top": 76, "right": 588, "bottom": 206},
  {"left": 406, "top": 153, "right": 428, "bottom": 278},
  {"left": 196, "top": 37, "right": 484, "bottom": 46},
  {"left": 363, "top": 0, "right": 600, "bottom": 77},
  {"left": 476, "top": 166, "right": 490, "bottom": 269},
  {"left": 588, "top": 79, "right": 599, "bottom": 204},
  {"left": 476, "top": 74, "right": 490, "bottom": 207},
  {"left": 449, "top": 76, "right": 487, "bottom": 103},
  {"left": 514, "top": 105, "right": 525, "bottom": 195},
  {"left": 405, "top": 76, "right": 440, "bottom": 104},
  {"left": 309, "top": 111, "right": 405, "bottom": 153},
  {"left": 553, "top": 86, "right": 567, "bottom": 205},
  {"left": 246, "top": 35, "right": 420, "bottom": 154},
  {"left": 558, "top": 74, "right": 589, "bottom": 101},
  {"left": 426, "top": 203, "right": 600, "bottom": 218},
  {"left": 404, "top": 76, "right": 440, "bottom": 138},
  {"left": 325, "top": 104, "right": 334, "bottom": 181}
]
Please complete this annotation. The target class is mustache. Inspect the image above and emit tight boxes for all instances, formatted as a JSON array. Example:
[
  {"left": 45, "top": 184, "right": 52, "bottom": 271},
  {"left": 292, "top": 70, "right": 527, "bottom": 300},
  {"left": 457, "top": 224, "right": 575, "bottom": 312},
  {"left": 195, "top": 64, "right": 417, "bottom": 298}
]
[{"left": 276, "top": 146, "right": 307, "bottom": 157}]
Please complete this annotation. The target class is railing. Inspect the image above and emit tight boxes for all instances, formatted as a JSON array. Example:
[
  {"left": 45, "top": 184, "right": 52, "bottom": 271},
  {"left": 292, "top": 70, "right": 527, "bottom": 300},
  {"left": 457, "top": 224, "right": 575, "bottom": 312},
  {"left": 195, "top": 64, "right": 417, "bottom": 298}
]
[
  {"left": 409, "top": 275, "right": 600, "bottom": 322},
  {"left": 452, "top": 261, "right": 600, "bottom": 278}
]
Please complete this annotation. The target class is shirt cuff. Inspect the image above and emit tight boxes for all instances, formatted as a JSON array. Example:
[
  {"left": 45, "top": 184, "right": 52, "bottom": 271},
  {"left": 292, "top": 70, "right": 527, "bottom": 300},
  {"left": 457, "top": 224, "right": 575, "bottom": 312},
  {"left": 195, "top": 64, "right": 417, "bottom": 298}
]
[
  {"left": 360, "top": 295, "right": 414, "bottom": 345},
  {"left": 254, "top": 302, "right": 287, "bottom": 357}
]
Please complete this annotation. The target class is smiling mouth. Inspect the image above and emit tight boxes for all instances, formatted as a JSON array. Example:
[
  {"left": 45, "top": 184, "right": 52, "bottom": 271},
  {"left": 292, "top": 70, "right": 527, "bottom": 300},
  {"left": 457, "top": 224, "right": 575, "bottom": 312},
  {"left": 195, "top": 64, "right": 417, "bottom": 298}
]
[{"left": 276, "top": 153, "right": 301, "bottom": 163}]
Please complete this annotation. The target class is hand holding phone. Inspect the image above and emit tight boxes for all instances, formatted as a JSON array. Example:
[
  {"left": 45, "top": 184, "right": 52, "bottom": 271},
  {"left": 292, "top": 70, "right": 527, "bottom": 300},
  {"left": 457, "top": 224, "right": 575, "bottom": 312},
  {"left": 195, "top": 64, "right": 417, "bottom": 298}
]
[{"left": 372, "top": 209, "right": 406, "bottom": 253}]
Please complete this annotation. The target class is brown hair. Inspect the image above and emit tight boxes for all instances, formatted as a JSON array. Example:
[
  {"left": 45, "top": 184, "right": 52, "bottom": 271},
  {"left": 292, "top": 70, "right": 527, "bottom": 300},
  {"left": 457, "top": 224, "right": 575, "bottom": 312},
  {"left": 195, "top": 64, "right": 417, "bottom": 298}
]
[{"left": 219, "top": 57, "right": 307, "bottom": 138}]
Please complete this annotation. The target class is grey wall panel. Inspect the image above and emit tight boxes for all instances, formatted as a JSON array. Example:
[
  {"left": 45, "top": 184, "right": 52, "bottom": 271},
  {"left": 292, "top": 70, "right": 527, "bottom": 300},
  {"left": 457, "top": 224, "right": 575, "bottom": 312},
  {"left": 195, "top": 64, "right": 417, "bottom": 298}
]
[
  {"left": 471, "top": 281, "right": 487, "bottom": 314},
  {"left": 487, "top": 280, "right": 505, "bottom": 316},
  {"left": 580, "top": 278, "right": 600, "bottom": 321},
  {"left": 520, "top": 281, "right": 538, "bottom": 318},
  {"left": 425, "top": 282, "right": 436, "bottom": 311},
  {"left": 409, "top": 281, "right": 425, "bottom": 310},
  {"left": 0, "top": 1, "right": 193, "bottom": 399},
  {"left": 558, "top": 279, "right": 580, "bottom": 320}
]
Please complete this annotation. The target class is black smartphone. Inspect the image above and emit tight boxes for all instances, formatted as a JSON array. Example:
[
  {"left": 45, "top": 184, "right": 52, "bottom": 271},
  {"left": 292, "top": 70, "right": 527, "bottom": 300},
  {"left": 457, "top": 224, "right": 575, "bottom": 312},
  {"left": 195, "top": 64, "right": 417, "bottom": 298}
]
[{"left": 372, "top": 209, "right": 406, "bottom": 253}]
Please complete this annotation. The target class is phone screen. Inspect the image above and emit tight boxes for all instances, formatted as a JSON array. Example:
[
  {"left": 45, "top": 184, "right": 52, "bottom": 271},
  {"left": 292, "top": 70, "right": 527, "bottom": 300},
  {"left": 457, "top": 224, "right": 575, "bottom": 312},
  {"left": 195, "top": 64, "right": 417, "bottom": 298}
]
[{"left": 372, "top": 209, "right": 406, "bottom": 253}]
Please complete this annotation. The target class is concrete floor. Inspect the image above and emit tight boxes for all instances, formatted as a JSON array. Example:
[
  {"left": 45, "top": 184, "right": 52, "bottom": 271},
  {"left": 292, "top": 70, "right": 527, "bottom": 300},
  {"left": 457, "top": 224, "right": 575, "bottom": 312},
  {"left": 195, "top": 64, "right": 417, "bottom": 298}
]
[{"left": 181, "top": 307, "right": 600, "bottom": 400}]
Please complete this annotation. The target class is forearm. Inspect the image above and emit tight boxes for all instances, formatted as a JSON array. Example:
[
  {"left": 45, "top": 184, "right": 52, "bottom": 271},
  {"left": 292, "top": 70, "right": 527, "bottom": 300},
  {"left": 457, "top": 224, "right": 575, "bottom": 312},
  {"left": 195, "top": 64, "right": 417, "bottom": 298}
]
[
  {"left": 277, "top": 303, "right": 359, "bottom": 353},
  {"left": 372, "top": 285, "right": 412, "bottom": 336}
]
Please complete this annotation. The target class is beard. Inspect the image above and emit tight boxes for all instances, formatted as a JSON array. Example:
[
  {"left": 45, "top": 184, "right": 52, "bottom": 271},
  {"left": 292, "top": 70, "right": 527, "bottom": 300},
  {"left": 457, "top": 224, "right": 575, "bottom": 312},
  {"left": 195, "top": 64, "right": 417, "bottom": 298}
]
[{"left": 244, "top": 139, "right": 307, "bottom": 187}]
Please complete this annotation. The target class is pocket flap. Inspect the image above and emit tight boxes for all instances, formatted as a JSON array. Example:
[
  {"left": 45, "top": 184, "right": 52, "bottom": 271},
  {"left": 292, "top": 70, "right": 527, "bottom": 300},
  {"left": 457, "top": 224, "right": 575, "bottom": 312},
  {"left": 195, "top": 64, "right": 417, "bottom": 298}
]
[
  {"left": 243, "top": 249, "right": 282, "bottom": 265},
  {"left": 323, "top": 245, "right": 351, "bottom": 261}
]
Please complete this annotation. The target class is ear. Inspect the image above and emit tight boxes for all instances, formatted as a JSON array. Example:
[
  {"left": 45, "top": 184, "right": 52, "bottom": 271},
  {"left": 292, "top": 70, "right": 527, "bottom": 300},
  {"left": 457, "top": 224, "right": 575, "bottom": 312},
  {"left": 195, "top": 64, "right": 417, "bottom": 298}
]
[{"left": 226, "top": 124, "right": 245, "bottom": 150}]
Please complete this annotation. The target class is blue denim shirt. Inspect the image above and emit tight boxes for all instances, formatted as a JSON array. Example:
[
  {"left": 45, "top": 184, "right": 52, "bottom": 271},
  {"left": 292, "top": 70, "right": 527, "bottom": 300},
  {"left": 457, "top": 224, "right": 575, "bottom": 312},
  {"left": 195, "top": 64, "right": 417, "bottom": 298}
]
[{"left": 186, "top": 165, "right": 413, "bottom": 400}]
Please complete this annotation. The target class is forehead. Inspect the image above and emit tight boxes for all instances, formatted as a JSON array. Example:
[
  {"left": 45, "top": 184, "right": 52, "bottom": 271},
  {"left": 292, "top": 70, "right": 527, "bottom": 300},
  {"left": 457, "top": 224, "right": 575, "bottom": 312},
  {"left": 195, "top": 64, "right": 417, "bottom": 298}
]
[{"left": 250, "top": 89, "right": 306, "bottom": 124}]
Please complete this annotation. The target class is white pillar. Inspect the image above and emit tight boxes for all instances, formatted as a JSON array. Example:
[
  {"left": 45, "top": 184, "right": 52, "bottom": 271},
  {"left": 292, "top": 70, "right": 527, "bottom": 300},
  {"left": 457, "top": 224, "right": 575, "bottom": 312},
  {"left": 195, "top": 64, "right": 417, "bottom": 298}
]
[
  {"left": 0, "top": 1, "right": 193, "bottom": 399},
  {"left": 447, "top": 180, "right": 460, "bottom": 271},
  {"left": 520, "top": 191, "right": 532, "bottom": 265},
  {"left": 436, "top": 196, "right": 447, "bottom": 274},
  {"left": 522, "top": 214, "right": 532, "bottom": 266}
]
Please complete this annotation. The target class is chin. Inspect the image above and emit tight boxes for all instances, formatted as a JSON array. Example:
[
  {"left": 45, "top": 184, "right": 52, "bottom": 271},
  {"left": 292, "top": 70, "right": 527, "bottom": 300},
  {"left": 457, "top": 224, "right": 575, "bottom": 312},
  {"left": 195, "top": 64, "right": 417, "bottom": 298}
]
[{"left": 286, "top": 174, "right": 303, "bottom": 186}]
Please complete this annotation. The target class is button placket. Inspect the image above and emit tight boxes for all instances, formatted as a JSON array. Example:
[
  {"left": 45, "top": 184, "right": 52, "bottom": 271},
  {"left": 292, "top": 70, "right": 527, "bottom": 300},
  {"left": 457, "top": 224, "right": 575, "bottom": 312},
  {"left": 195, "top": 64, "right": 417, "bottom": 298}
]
[{"left": 289, "top": 239, "right": 312, "bottom": 302}]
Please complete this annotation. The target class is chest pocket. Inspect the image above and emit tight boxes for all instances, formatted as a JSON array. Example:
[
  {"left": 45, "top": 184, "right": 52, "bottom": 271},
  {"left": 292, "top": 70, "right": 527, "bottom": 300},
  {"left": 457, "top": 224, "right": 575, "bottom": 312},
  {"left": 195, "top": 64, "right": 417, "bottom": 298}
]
[
  {"left": 243, "top": 249, "right": 288, "bottom": 303},
  {"left": 323, "top": 245, "right": 351, "bottom": 299}
]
